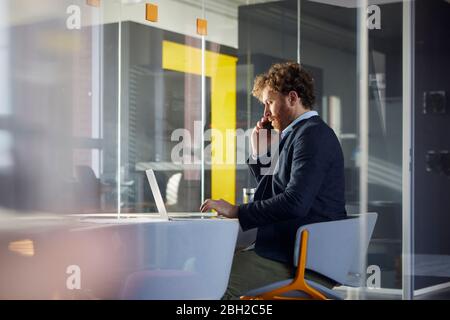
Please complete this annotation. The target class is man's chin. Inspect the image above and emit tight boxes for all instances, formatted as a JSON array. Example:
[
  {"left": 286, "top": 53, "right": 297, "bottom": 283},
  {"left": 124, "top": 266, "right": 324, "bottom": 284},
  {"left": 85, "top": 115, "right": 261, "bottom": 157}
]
[{"left": 272, "top": 122, "right": 281, "bottom": 131}]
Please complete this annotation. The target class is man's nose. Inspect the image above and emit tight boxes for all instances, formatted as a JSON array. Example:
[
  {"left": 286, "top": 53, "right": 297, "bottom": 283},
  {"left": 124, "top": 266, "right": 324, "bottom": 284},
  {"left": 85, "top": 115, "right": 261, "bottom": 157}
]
[{"left": 264, "top": 105, "right": 271, "bottom": 117}]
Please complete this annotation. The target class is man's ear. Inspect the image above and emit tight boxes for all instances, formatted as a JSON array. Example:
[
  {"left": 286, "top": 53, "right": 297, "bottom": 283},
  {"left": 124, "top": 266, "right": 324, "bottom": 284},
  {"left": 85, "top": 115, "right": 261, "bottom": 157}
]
[{"left": 288, "top": 91, "right": 299, "bottom": 106}]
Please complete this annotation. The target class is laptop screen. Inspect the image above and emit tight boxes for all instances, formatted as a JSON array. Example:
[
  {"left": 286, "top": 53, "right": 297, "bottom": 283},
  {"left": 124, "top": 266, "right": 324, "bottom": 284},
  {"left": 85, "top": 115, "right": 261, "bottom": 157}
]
[{"left": 145, "top": 169, "right": 169, "bottom": 221}]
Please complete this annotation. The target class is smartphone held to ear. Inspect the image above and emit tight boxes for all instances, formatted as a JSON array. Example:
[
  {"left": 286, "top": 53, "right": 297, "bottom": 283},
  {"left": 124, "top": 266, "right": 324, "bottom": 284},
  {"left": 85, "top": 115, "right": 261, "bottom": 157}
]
[{"left": 262, "top": 120, "right": 273, "bottom": 130}]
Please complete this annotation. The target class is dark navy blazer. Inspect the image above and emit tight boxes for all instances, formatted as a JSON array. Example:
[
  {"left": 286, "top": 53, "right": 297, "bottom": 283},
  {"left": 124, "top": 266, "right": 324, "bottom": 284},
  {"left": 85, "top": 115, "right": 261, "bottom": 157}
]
[{"left": 238, "top": 116, "right": 347, "bottom": 265}]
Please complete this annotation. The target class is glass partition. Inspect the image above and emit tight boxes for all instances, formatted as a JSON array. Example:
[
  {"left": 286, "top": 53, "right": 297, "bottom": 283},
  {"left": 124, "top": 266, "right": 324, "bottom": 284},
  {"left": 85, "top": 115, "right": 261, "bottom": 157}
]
[
  {"left": 116, "top": 0, "right": 207, "bottom": 214},
  {"left": 1, "top": 0, "right": 449, "bottom": 300},
  {"left": 238, "top": 0, "right": 408, "bottom": 298},
  {"left": 0, "top": 0, "right": 119, "bottom": 215}
]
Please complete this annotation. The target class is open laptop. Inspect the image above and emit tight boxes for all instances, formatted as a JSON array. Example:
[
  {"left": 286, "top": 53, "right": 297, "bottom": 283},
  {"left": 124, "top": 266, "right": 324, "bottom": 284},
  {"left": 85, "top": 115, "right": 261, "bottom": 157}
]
[{"left": 146, "top": 169, "right": 220, "bottom": 221}]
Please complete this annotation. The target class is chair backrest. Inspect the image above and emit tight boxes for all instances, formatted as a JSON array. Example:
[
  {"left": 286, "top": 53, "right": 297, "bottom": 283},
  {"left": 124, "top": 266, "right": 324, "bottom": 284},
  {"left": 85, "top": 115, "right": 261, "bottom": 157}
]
[
  {"left": 294, "top": 213, "right": 378, "bottom": 285},
  {"left": 165, "top": 173, "right": 183, "bottom": 206}
]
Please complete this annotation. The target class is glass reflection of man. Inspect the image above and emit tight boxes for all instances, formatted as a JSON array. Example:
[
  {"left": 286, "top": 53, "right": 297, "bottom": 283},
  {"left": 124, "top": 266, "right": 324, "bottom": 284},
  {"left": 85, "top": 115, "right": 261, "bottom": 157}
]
[{"left": 200, "top": 62, "right": 347, "bottom": 299}]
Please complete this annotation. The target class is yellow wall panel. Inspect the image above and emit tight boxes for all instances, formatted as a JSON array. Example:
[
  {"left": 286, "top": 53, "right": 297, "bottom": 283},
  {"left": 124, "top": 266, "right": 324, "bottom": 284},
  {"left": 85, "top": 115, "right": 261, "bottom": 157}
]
[{"left": 162, "top": 40, "right": 237, "bottom": 204}]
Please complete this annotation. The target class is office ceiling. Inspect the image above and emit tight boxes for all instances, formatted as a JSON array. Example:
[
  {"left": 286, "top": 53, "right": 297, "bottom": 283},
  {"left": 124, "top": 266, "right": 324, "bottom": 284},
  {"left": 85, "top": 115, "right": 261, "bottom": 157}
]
[{"left": 174, "top": 0, "right": 279, "bottom": 19}]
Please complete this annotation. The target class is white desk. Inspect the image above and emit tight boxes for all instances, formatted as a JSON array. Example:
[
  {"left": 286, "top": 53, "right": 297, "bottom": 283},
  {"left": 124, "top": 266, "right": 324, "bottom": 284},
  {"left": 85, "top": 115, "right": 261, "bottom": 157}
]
[{"left": 0, "top": 215, "right": 239, "bottom": 299}]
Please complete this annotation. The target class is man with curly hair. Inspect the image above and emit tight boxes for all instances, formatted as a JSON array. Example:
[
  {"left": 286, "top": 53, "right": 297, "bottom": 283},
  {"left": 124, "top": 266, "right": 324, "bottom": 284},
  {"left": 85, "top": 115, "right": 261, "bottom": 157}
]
[{"left": 200, "top": 62, "right": 347, "bottom": 299}]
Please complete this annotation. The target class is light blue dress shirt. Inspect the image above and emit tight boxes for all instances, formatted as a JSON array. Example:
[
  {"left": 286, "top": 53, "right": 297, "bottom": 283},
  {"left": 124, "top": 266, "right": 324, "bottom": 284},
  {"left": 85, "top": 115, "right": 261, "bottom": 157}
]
[{"left": 280, "top": 110, "right": 319, "bottom": 140}]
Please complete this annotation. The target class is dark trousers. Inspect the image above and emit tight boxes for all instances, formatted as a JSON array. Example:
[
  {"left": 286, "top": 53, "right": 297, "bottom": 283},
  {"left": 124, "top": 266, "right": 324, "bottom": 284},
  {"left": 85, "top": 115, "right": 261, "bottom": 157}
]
[{"left": 222, "top": 249, "right": 335, "bottom": 300}]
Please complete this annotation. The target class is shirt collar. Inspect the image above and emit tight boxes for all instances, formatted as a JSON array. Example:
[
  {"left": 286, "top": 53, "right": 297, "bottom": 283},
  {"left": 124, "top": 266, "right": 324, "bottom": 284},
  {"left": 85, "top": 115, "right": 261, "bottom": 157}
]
[{"left": 281, "top": 110, "right": 319, "bottom": 139}]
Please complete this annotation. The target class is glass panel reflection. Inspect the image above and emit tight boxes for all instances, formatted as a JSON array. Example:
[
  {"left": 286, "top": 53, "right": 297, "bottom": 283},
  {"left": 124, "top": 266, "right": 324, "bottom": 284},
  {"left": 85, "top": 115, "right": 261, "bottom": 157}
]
[
  {"left": 0, "top": 0, "right": 119, "bottom": 214},
  {"left": 1, "top": 0, "right": 449, "bottom": 301}
]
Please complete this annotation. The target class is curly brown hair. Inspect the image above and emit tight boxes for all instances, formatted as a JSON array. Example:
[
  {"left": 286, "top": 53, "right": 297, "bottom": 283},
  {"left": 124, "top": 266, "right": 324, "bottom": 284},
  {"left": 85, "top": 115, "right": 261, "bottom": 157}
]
[{"left": 252, "top": 62, "right": 315, "bottom": 109}]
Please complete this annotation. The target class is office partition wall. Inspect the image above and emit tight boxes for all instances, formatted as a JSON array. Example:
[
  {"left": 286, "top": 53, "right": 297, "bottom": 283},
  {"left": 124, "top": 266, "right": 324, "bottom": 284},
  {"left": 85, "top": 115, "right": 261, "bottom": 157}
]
[{"left": 0, "top": 0, "right": 449, "bottom": 300}]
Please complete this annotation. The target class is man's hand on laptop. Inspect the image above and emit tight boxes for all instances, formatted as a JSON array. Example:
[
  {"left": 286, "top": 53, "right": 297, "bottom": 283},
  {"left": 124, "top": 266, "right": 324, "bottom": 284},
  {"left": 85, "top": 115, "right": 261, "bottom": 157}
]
[{"left": 200, "top": 199, "right": 238, "bottom": 219}]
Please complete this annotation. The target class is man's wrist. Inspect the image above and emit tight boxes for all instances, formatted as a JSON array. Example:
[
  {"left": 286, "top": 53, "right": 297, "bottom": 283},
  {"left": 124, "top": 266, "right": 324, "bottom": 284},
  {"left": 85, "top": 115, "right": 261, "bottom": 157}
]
[{"left": 231, "top": 205, "right": 239, "bottom": 219}]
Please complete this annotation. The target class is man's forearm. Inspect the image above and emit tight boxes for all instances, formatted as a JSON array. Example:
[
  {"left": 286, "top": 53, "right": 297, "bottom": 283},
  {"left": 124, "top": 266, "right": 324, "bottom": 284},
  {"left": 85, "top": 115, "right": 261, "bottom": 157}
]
[{"left": 237, "top": 190, "right": 307, "bottom": 231}]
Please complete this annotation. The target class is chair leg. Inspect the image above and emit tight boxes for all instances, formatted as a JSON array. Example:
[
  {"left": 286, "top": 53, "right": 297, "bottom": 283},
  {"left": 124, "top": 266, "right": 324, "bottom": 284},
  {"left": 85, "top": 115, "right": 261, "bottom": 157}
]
[{"left": 240, "top": 230, "right": 328, "bottom": 300}]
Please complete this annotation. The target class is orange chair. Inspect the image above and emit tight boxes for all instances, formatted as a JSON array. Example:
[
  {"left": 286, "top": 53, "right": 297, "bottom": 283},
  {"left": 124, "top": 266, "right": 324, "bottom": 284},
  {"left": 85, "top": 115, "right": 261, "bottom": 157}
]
[{"left": 241, "top": 213, "right": 378, "bottom": 300}]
